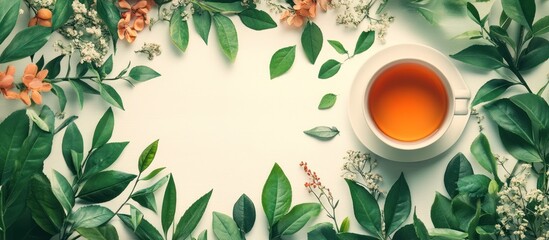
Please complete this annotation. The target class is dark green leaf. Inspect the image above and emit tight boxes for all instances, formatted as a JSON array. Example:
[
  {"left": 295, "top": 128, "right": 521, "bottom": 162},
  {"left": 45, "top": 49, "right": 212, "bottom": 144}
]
[
  {"left": 384, "top": 173, "right": 411, "bottom": 235},
  {"left": 269, "top": 45, "right": 296, "bottom": 79},
  {"left": 140, "top": 167, "right": 166, "bottom": 181},
  {"left": 83, "top": 142, "right": 129, "bottom": 179},
  {"left": 471, "top": 79, "right": 516, "bottom": 106},
  {"left": 444, "top": 152, "right": 474, "bottom": 197},
  {"left": 52, "top": 0, "right": 73, "bottom": 29},
  {"left": 499, "top": 127, "right": 542, "bottom": 163},
  {"left": 484, "top": 99, "right": 533, "bottom": 144},
  {"left": 92, "top": 108, "right": 114, "bottom": 149},
  {"left": 73, "top": 79, "right": 99, "bottom": 94},
  {"left": 276, "top": 203, "right": 321, "bottom": 235},
  {"left": 466, "top": 2, "right": 482, "bottom": 25},
  {"left": 130, "top": 204, "right": 144, "bottom": 231},
  {"left": 262, "top": 163, "right": 292, "bottom": 227},
  {"left": 301, "top": 22, "right": 323, "bottom": 64},
  {"left": 52, "top": 170, "right": 75, "bottom": 214},
  {"left": 173, "top": 190, "right": 213, "bottom": 240},
  {"left": 0, "top": 110, "right": 29, "bottom": 182},
  {"left": 162, "top": 174, "right": 177, "bottom": 236},
  {"left": 470, "top": 133, "right": 499, "bottom": 178},
  {"left": 170, "top": 6, "right": 190, "bottom": 52},
  {"left": 318, "top": 59, "right": 342, "bottom": 79},
  {"left": 318, "top": 93, "right": 337, "bottom": 109},
  {"left": 413, "top": 210, "right": 429, "bottom": 240},
  {"left": 138, "top": 139, "right": 159, "bottom": 173},
  {"left": 501, "top": 0, "right": 535, "bottom": 29},
  {"left": 69, "top": 80, "right": 85, "bottom": 109},
  {"left": 303, "top": 126, "right": 339, "bottom": 140},
  {"left": 96, "top": 0, "right": 119, "bottom": 51},
  {"left": 68, "top": 205, "right": 114, "bottom": 229},
  {"left": 354, "top": 31, "right": 375, "bottom": 55},
  {"left": 0, "top": 26, "right": 51, "bottom": 63},
  {"left": 393, "top": 224, "right": 419, "bottom": 240},
  {"left": 518, "top": 37, "right": 549, "bottom": 70},
  {"left": 451, "top": 194, "right": 476, "bottom": 231},
  {"left": 44, "top": 55, "right": 65, "bottom": 79},
  {"left": 431, "top": 192, "right": 459, "bottom": 229},
  {"left": 100, "top": 55, "right": 113, "bottom": 76},
  {"left": 119, "top": 214, "right": 163, "bottom": 240},
  {"left": 28, "top": 174, "right": 65, "bottom": 235},
  {"left": 429, "top": 228, "right": 468, "bottom": 239},
  {"left": 457, "top": 174, "right": 491, "bottom": 198},
  {"left": 36, "top": 56, "right": 45, "bottom": 70},
  {"left": 337, "top": 232, "right": 378, "bottom": 240},
  {"left": 450, "top": 45, "right": 506, "bottom": 69},
  {"left": 7, "top": 210, "right": 52, "bottom": 240},
  {"left": 76, "top": 62, "right": 88, "bottom": 77},
  {"left": 200, "top": 1, "right": 245, "bottom": 14},
  {"left": 131, "top": 175, "right": 169, "bottom": 213},
  {"left": 78, "top": 170, "right": 136, "bottom": 203},
  {"left": 467, "top": 201, "right": 481, "bottom": 240},
  {"left": 0, "top": 0, "right": 20, "bottom": 44},
  {"left": 328, "top": 40, "right": 348, "bottom": 54},
  {"left": 77, "top": 224, "right": 119, "bottom": 240},
  {"left": 307, "top": 223, "right": 337, "bottom": 240},
  {"left": 213, "top": 14, "right": 239, "bottom": 62},
  {"left": 489, "top": 25, "right": 516, "bottom": 49},
  {"left": 500, "top": 10, "right": 512, "bottom": 29},
  {"left": 345, "top": 179, "right": 382, "bottom": 237},
  {"left": 239, "top": 9, "right": 277, "bottom": 30},
  {"left": 193, "top": 8, "right": 211, "bottom": 44},
  {"left": 129, "top": 66, "right": 161, "bottom": 82},
  {"left": 510, "top": 93, "right": 549, "bottom": 128},
  {"left": 51, "top": 83, "right": 67, "bottom": 112},
  {"left": 233, "top": 194, "right": 256, "bottom": 233},
  {"left": 532, "top": 16, "right": 549, "bottom": 37},
  {"left": 212, "top": 212, "right": 242, "bottom": 240},
  {"left": 100, "top": 83, "right": 125, "bottom": 110}
]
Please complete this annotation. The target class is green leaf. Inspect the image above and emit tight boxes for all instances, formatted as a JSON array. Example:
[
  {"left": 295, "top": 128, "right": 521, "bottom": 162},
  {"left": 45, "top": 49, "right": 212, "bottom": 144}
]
[
  {"left": 170, "top": 6, "right": 190, "bottom": 52},
  {"left": 212, "top": 212, "right": 242, "bottom": 240},
  {"left": 213, "top": 14, "right": 238, "bottom": 62},
  {"left": 262, "top": 163, "right": 292, "bottom": 227},
  {"left": 26, "top": 109, "right": 49, "bottom": 132},
  {"left": 36, "top": 55, "right": 45, "bottom": 70},
  {"left": 69, "top": 80, "right": 85, "bottom": 109},
  {"left": 128, "top": 66, "right": 161, "bottom": 82},
  {"left": 301, "top": 22, "right": 323, "bottom": 64},
  {"left": 318, "top": 93, "right": 337, "bottom": 109},
  {"left": 173, "top": 190, "right": 213, "bottom": 240},
  {"left": 83, "top": 142, "right": 129, "bottom": 180},
  {"left": 500, "top": 10, "right": 512, "bottom": 29},
  {"left": 131, "top": 175, "right": 169, "bottom": 212},
  {"left": 138, "top": 139, "right": 159, "bottom": 173},
  {"left": 307, "top": 223, "right": 337, "bottom": 240},
  {"left": 140, "top": 167, "right": 166, "bottom": 181},
  {"left": 484, "top": 99, "right": 533, "bottom": 144},
  {"left": 467, "top": 201, "right": 481, "bottom": 240},
  {"left": 450, "top": 45, "right": 506, "bottom": 69},
  {"left": 0, "top": 26, "right": 51, "bottom": 63},
  {"left": 416, "top": 7, "right": 437, "bottom": 24},
  {"left": 233, "top": 194, "right": 256, "bottom": 233},
  {"left": 193, "top": 8, "right": 211, "bottom": 44},
  {"left": 130, "top": 204, "right": 144, "bottom": 231},
  {"left": 119, "top": 214, "right": 163, "bottom": 240},
  {"left": 73, "top": 78, "right": 99, "bottom": 94},
  {"left": 457, "top": 174, "right": 491, "bottom": 198},
  {"left": 337, "top": 232, "right": 378, "bottom": 240},
  {"left": 52, "top": 170, "right": 75, "bottom": 214},
  {"left": 489, "top": 25, "right": 516, "bottom": 49},
  {"left": 101, "top": 55, "right": 114, "bottom": 76},
  {"left": 77, "top": 224, "right": 119, "bottom": 240},
  {"left": 466, "top": 2, "right": 482, "bottom": 25},
  {"left": 327, "top": 40, "right": 348, "bottom": 54},
  {"left": 470, "top": 133, "right": 499, "bottom": 178},
  {"left": 100, "top": 83, "right": 125, "bottom": 110},
  {"left": 162, "top": 174, "right": 177, "bottom": 237},
  {"left": 0, "top": 0, "right": 20, "bottom": 44},
  {"left": 518, "top": 37, "right": 549, "bottom": 70},
  {"left": 384, "top": 173, "right": 411, "bottom": 235},
  {"left": 303, "top": 126, "right": 339, "bottom": 140},
  {"left": 276, "top": 203, "right": 321, "bottom": 235},
  {"left": 471, "top": 79, "right": 516, "bottom": 106},
  {"left": 431, "top": 192, "right": 459, "bottom": 229},
  {"left": 413, "top": 210, "right": 429, "bottom": 240},
  {"left": 28, "top": 174, "right": 65, "bottom": 235},
  {"left": 96, "top": 0, "right": 119, "bottom": 51},
  {"left": 52, "top": 0, "right": 73, "bottom": 29},
  {"left": 78, "top": 170, "right": 136, "bottom": 203},
  {"left": 62, "top": 123, "right": 83, "bottom": 175},
  {"left": 429, "top": 228, "right": 468, "bottom": 239},
  {"left": 393, "top": 224, "right": 419, "bottom": 240},
  {"left": 346, "top": 179, "right": 382, "bottom": 237},
  {"left": 452, "top": 30, "right": 483, "bottom": 40},
  {"left": 238, "top": 9, "right": 277, "bottom": 30},
  {"left": 318, "top": 59, "right": 342, "bottom": 79},
  {"left": 51, "top": 83, "right": 67, "bottom": 112},
  {"left": 510, "top": 93, "right": 549, "bottom": 129},
  {"left": 499, "top": 127, "right": 542, "bottom": 163},
  {"left": 0, "top": 110, "right": 29, "bottom": 183},
  {"left": 354, "top": 31, "right": 375, "bottom": 55},
  {"left": 532, "top": 16, "right": 549, "bottom": 37},
  {"left": 269, "top": 46, "right": 296, "bottom": 79},
  {"left": 92, "top": 108, "right": 114, "bottom": 149},
  {"left": 44, "top": 55, "right": 65, "bottom": 79},
  {"left": 340, "top": 217, "right": 350, "bottom": 233},
  {"left": 451, "top": 194, "right": 476, "bottom": 231},
  {"left": 501, "top": 0, "right": 535, "bottom": 29},
  {"left": 68, "top": 205, "right": 114, "bottom": 229},
  {"left": 200, "top": 1, "right": 245, "bottom": 14},
  {"left": 444, "top": 153, "right": 474, "bottom": 198},
  {"left": 197, "top": 230, "right": 208, "bottom": 240}
]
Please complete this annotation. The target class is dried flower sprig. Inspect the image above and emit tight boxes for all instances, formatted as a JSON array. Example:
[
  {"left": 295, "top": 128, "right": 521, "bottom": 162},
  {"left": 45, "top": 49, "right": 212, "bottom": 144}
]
[
  {"left": 135, "top": 42, "right": 162, "bottom": 60},
  {"left": 341, "top": 150, "right": 383, "bottom": 199}
]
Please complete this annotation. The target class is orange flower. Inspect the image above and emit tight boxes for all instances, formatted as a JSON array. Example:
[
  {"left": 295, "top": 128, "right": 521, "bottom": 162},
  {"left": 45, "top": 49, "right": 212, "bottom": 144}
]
[
  {"left": 118, "top": 13, "right": 137, "bottom": 43},
  {"left": 28, "top": 8, "right": 53, "bottom": 27},
  {"left": 0, "top": 66, "right": 18, "bottom": 100},
  {"left": 280, "top": 0, "right": 318, "bottom": 27},
  {"left": 318, "top": 0, "right": 330, "bottom": 11},
  {"left": 20, "top": 64, "right": 51, "bottom": 105}
]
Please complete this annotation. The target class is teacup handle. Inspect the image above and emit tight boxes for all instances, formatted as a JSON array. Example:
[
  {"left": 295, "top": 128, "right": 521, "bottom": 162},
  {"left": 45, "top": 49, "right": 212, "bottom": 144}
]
[{"left": 454, "top": 89, "right": 470, "bottom": 115}]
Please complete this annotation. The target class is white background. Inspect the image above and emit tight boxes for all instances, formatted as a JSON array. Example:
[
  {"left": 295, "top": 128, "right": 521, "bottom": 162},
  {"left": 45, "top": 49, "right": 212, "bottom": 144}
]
[{"left": 1, "top": 0, "right": 548, "bottom": 239}]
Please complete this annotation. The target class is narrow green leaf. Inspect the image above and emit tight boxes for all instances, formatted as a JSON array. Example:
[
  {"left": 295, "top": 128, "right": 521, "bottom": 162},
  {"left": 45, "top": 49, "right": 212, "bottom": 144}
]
[
  {"left": 500, "top": 10, "right": 512, "bottom": 29},
  {"left": 28, "top": 174, "right": 65, "bottom": 235},
  {"left": 301, "top": 22, "right": 323, "bottom": 64},
  {"left": 213, "top": 14, "right": 238, "bottom": 62},
  {"left": 429, "top": 228, "right": 468, "bottom": 239},
  {"left": 470, "top": 133, "right": 498, "bottom": 177},
  {"left": 416, "top": 7, "right": 437, "bottom": 24},
  {"left": 337, "top": 232, "right": 378, "bottom": 240},
  {"left": 340, "top": 217, "right": 350, "bottom": 233},
  {"left": 101, "top": 55, "right": 114, "bottom": 75},
  {"left": 138, "top": 139, "right": 159, "bottom": 173},
  {"left": 52, "top": 0, "right": 73, "bottom": 29},
  {"left": 384, "top": 173, "right": 411, "bottom": 235},
  {"left": 131, "top": 175, "right": 169, "bottom": 213},
  {"left": 269, "top": 46, "right": 296, "bottom": 79},
  {"left": 499, "top": 127, "right": 542, "bottom": 163},
  {"left": 452, "top": 30, "right": 483, "bottom": 40},
  {"left": 233, "top": 194, "right": 256, "bottom": 233},
  {"left": 68, "top": 205, "right": 114, "bottom": 229},
  {"left": 489, "top": 25, "right": 516, "bottom": 49},
  {"left": 200, "top": 1, "right": 245, "bottom": 14},
  {"left": 0, "top": 26, "right": 51, "bottom": 63},
  {"left": 193, "top": 8, "right": 211, "bottom": 44},
  {"left": 413, "top": 210, "right": 429, "bottom": 240},
  {"left": 345, "top": 179, "right": 382, "bottom": 237},
  {"left": 0, "top": 0, "right": 20, "bottom": 44},
  {"left": 457, "top": 174, "right": 491, "bottom": 198},
  {"left": 484, "top": 99, "right": 534, "bottom": 144},
  {"left": 354, "top": 31, "right": 375, "bottom": 55},
  {"left": 51, "top": 83, "right": 67, "bottom": 112},
  {"left": 212, "top": 212, "right": 242, "bottom": 240},
  {"left": 466, "top": 2, "right": 482, "bottom": 25},
  {"left": 308, "top": 223, "right": 337, "bottom": 240},
  {"left": 467, "top": 201, "right": 481, "bottom": 240},
  {"left": 318, "top": 59, "right": 342, "bottom": 79},
  {"left": 276, "top": 203, "right": 321, "bottom": 235},
  {"left": 162, "top": 174, "right": 177, "bottom": 237},
  {"left": 444, "top": 153, "right": 474, "bottom": 198},
  {"left": 62, "top": 123, "right": 83, "bottom": 175},
  {"left": 170, "top": 6, "right": 190, "bottom": 52},
  {"left": 78, "top": 170, "right": 136, "bottom": 203},
  {"left": 262, "top": 163, "right": 292, "bottom": 227},
  {"left": 392, "top": 224, "right": 419, "bottom": 240},
  {"left": 510, "top": 93, "right": 549, "bottom": 129},
  {"left": 52, "top": 170, "right": 75, "bottom": 214},
  {"left": 0, "top": 110, "right": 29, "bottom": 183},
  {"left": 77, "top": 224, "right": 119, "bottom": 240},
  {"left": 140, "top": 167, "right": 166, "bottom": 181},
  {"left": 471, "top": 79, "right": 516, "bottom": 106},
  {"left": 92, "top": 108, "right": 114, "bottom": 149},
  {"left": 238, "top": 9, "right": 277, "bottom": 30},
  {"left": 532, "top": 16, "right": 549, "bottom": 37},
  {"left": 197, "top": 230, "right": 208, "bottom": 240},
  {"left": 129, "top": 66, "right": 161, "bottom": 82},
  {"left": 431, "top": 192, "right": 459, "bottom": 229},
  {"left": 100, "top": 83, "right": 125, "bottom": 110},
  {"left": 327, "top": 40, "right": 348, "bottom": 54},
  {"left": 96, "top": 0, "right": 119, "bottom": 51},
  {"left": 501, "top": 0, "right": 535, "bottom": 29},
  {"left": 130, "top": 204, "right": 143, "bottom": 231},
  {"left": 318, "top": 93, "right": 337, "bottom": 109},
  {"left": 83, "top": 142, "right": 129, "bottom": 180},
  {"left": 36, "top": 55, "right": 45, "bottom": 70},
  {"left": 69, "top": 80, "right": 85, "bottom": 109},
  {"left": 173, "top": 190, "right": 213, "bottom": 240},
  {"left": 303, "top": 126, "right": 339, "bottom": 140},
  {"left": 450, "top": 45, "right": 506, "bottom": 69},
  {"left": 119, "top": 214, "right": 163, "bottom": 240},
  {"left": 44, "top": 55, "right": 65, "bottom": 79},
  {"left": 518, "top": 37, "right": 549, "bottom": 70}
]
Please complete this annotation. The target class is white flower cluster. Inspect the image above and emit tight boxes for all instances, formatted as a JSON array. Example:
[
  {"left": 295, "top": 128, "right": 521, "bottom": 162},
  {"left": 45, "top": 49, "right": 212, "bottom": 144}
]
[
  {"left": 53, "top": 40, "right": 75, "bottom": 55},
  {"left": 158, "top": 0, "right": 193, "bottom": 21},
  {"left": 135, "top": 42, "right": 162, "bottom": 60},
  {"left": 58, "top": 1, "right": 110, "bottom": 66},
  {"left": 331, "top": 0, "right": 393, "bottom": 43},
  {"left": 496, "top": 165, "right": 549, "bottom": 239},
  {"left": 341, "top": 150, "right": 383, "bottom": 195},
  {"left": 30, "top": 0, "right": 55, "bottom": 9},
  {"left": 262, "top": 0, "right": 288, "bottom": 14}
]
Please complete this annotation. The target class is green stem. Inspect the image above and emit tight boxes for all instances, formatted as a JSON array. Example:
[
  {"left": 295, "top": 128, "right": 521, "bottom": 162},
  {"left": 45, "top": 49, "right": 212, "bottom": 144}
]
[
  {"left": 509, "top": 66, "right": 533, "bottom": 93},
  {"left": 49, "top": 76, "right": 119, "bottom": 83},
  {"left": 108, "top": 172, "right": 141, "bottom": 221}
]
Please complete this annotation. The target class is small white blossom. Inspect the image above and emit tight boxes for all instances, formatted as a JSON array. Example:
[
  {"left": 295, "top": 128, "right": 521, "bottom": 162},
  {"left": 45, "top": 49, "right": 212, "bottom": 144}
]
[{"left": 19, "top": 9, "right": 24, "bottom": 15}]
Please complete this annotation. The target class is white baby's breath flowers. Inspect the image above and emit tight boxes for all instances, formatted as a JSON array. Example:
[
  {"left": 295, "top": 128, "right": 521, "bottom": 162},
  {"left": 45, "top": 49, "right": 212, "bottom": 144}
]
[
  {"left": 30, "top": 0, "right": 55, "bottom": 9},
  {"left": 19, "top": 9, "right": 24, "bottom": 15},
  {"left": 53, "top": 40, "right": 75, "bottom": 55},
  {"left": 135, "top": 43, "right": 162, "bottom": 60},
  {"left": 341, "top": 150, "right": 384, "bottom": 196}
]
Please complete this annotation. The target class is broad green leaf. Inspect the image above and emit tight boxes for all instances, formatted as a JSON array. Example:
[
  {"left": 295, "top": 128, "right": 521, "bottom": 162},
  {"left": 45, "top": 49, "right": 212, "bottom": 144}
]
[
  {"left": 52, "top": 0, "right": 73, "bottom": 29},
  {"left": 162, "top": 174, "right": 177, "bottom": 237},
  {"left": 466, "top": 2, "right": 482, "bottom": 25},
  {"left": 337, "top": 232, "right": 378, "bottom": 240},
  {"left": 212, "top": 212, "right": 242, "bottom": 240},
  {"left": 73, "top": 78, "right": 99, "bottom": 94},
  {"left": 132, "top": 191, "right": 160, "bottom": 213},
  {"left": 518, "top": 37, "right": 549, "bottom": 70},
  {"left": 318, "top": 59, "right": 342, "bottom": 79},
  {"left": 471, "top": 79, "right": 516, "bottom": 106},
  {"left": 193, "top": 8, "right": 211, "bottom": 44},
  {"left": 0, "top": 110, "right": 29, "bottom": 182},
  {"left": 77, "top": 224, "right": 119, "bottom": 240},
  {"left": 96, "top": 0, "right": 119, "bottom": 51},
  {"left": 327, "top": 40, "right": 348, "bottom": 54},
  {"left": 132, "top": 175, "right": 169, "bottom": 197},
  {"left": 303, "top": 126, "right": 339, "bottom": 140},
  {"left": 0, "top": 26, "right": 51, "bottom": 63},
  {"left": 416, "top": 7, "right": 437, "bottom": 24},
  {"left": 200, "top": 1, "right": 245, "bottom": 14},
  {"left": 51, "top": 83, "right": 67, "bottom": 112},
  {"left": 269, "top": 46, "right": 296, "bottom": 79},
  {"left": 354, "top": 31, "right": 375, "bottom": 55},
  {"left": 301, "top": 22, "right": 323, "bottom": 64},
  {"left": 92, "top": 108, "right": 114, "bottom": 149},
  {"left": 413, "top": 210, "right": 429, "bottom": 240},
  {"left": 101, "top": 55, "right": 114, "bottom": 75},
  {"left": 78, "top": 170, "right": 136, "bottom": 203},
  {"left": 100, "top": 83, "right": 125, "bottom": 110},
  {"left": 276, "top": 203, "right": 321, "bottom": 235},
  {"left": 140, "top": 167, "right": 166, "bottom": 181},
  {"left": 44, "top": 55, "right": 65, "bottom": 79},
  {"left": 318, "top": 93, "right": 337, "bottom": 109},
  {"left": 307, "top": 223, "right": 337, "bottom": 240},
  {"left": 510, "top": 93, "right": 549, "bottom": 129},
  {"left": 384, "top": 173, "right": 411, "bottom": 235},
  {"left": 499, "top": 127, "right": 542, "bottom": 163},
  {"left": 7, "top": 211, "right": 53, "bottom": 240},
  {"left": 83, "top": 142, "right": 129, "bottom": 179},
  {"left": 484, "top": 99, "right": 534, "bottom": 144},
  {"left": 69, "top": 80, "right": 85, "bottom": 109},
  {"left": 532, "top": 16, "right": 549, "bottom": 37},
  {"left": 238, "top": 9, "right": 277, "bottom": 30},
  {"left": 392, "top": 224, "right": 419, "bottom": 240},
  {"left": 456, "top": 174, "right": 491, "bottom": 198},
  {"left": 429, "top": 228, "right": 468, "bottom": 239},
  {"left": 62, "top": 123, "right": 83, "bottom": 175},
  {"left": 28, "top": 174, "right": 65, "bottom": 235},
  {"left": 262, "top": 163, "right": 292, "bottom": 227},
  {"left": 431, "top": 192, "right": 459, "bottom": 229},
  {"left": 451, "top": 194, "right": 476, "bottom": 231},
  {"left": 470, "top": 133, "right": 499, "bottom": 178},
  {"left": 130, "top": 204, "right": 144, "bottom": 231},
  {"left": 501, "top": 0, "right": 535, "bottom": 29},
  {"left": 197, "top": 230, "right": 208, "bottom": 240},
  {"left": 213, "top": 14, "right": 238, "bottom": 62},
  {"left": 345, "top": 179, "right": 382, "bottom": 237},
  {"left": 467, "top": 201, "right": 481, "bottom": 240},
  {"left": 452, "top": 30, "right": 483, "bottom": 40},
  {"left": 450, "top": 45, "right": 506, "bottom": 69},
  {"left": 233, "top": 194, "right": 255, "bottom": 233},
  {"left": 68, "top": 205, "right": 114, "bottom": 229},
  {"left": 129, "top": 66, "right": 161, "bottom": 82},
  {"left": 0, "top": 0, "right": 20, "bottom": 44},
  {"left": 170, "top": 6, "right": 190, "bottom": 52},
  {"left": 173, "top": 190, "right": 213, "bottom": 240},
  {"left": 52, "top": 170, "right": 75, "bottom": 214},
  {"left": 138, "top": 139, "right": 159, "bottom": 173},
  {"left": 444, "top": 153, "right": 474, "bottom": 197},
  {"left": 119, "top": 214, "right": 163, "bottom": 240}
]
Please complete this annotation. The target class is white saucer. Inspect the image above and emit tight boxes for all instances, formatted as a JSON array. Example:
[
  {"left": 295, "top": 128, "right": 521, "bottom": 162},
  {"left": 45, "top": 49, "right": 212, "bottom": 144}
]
[{"left": 348, "top": 44, "right": 471, "bottom": 162}]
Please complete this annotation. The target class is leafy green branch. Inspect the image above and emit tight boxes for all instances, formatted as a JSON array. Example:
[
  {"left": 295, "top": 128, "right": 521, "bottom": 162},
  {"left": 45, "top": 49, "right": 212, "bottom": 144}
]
[{"left": 318, "top": 31, "right": 375, "bottom": 79}]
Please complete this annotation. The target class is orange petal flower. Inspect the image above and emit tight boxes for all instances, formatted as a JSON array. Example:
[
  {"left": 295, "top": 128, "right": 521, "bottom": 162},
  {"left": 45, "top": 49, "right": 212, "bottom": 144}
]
[
  {"left": 133, "top": 16, "right": 145, "bottom": 31},
  {"left": 118, "top": 0, "right": 131, "bottom": 10},
  {"left": 20, "top": 64, "right": 51, "bottom": 105},
  {"left": 0, "top": 66, "right": 18, "bottom": 100},
  {"left": 318, "top": 0, "right": 330, "bottom": 11}
]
